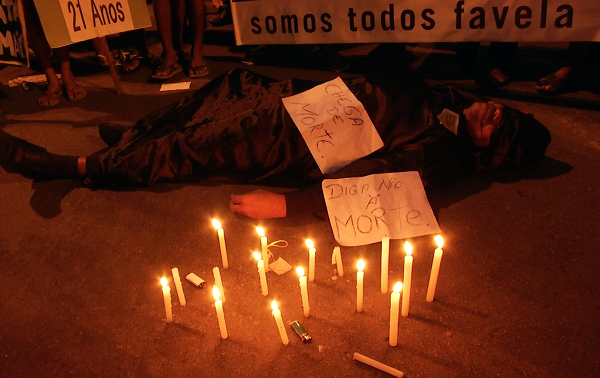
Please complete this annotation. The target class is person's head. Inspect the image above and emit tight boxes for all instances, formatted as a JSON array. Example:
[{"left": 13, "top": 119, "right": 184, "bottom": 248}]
[{"left": 462, "top": 101, "right": 551, "bottom": 169}]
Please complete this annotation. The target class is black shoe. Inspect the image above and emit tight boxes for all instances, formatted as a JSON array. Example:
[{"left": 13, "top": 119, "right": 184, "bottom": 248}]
[
  {"left": 0, "top": 129, "right": 48, "bottom": 178},
  {"left": 99, "top": 123, "right": 131, "bottom": 146},
  {"left": 209, "top": 6, "right": 232, "bottom": 27}
]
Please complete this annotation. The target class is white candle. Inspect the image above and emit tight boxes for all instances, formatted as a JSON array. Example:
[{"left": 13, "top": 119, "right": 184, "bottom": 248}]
[
  {"left": 213, "top": 286, "right": 228, "bottom": 339},
  {"left": 357, "top": 259, "right": 365, "bottom": 313},
  {"left": 332, "top": 246, "right": 344, "bottom": 277},
  {"left": 213, "top": 266, "right": 225, "bottom": 303},
  {"left": 253, "top": 252, "right": 269, "bottom": 296},
  {"left": 297, "top": 267, "right": 310, "bottom": 318},
  {"left": 389, "top": 282, "right": 402, "bottom": 346},
  {"left": 271, "top": 300, "right": 290, "bottom": 346},
  {"left": 306, "top": 239, "right": 316, "bottom": 282},
  {"left": 427, "top": 235, "right": 444, "bottom": 302},
  {"left": 171, "top": 267, "right": 186, "bottom": 306},
  {"left": 160, "top": 277, "right": 173, "bottom": 323},
  {"left": 401, "top": 241, "right": 413, "bottom": 317},
  {"left": 381, "top": 236, "right": 390, "bottom": 293},
  {"left": 353, "top": 353, "right": 404, "bottom": 377},
  {"left": 212, "top": 219, "right": 229, "bottom": 269},
  {"left": 256, "top": 227, "right": 269, "bottom": 272}
]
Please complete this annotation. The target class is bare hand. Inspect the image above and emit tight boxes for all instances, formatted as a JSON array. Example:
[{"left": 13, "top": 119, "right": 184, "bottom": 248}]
[
  {"left": 212, "top": 0, "right": 224, "bottom": 9},
  {"left": 229, "top": 189, "right": 287, "bottom": 219}
]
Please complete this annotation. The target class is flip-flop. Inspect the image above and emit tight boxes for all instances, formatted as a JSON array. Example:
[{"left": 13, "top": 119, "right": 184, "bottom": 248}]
[
  {"left": 66, "top": 84, "right": 87, "bottom": 101},
  {"left": 188, "top": 64, "right": 209, "bottom": 78},
  {"left": 150, "top": 62, "right": 183, "bottom": 80},
  {"left": 38, "top": 89, "right": 62, "bottom": 107},
  {"left": 535, "top": 73, "right": 578, "bottom": 95}
]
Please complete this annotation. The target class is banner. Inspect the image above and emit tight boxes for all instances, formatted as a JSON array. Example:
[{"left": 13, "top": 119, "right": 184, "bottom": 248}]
[
  {"left": 33, "top": 0, "right": 151, "bottom": 48},
  {"left": 0, "top": 0, "right": 28, "bottom": 66},
  {"left": 231, "top": 0, "right": 600, "bottom": 45},
  {"left": 323, "top": 172, "right": 440, "bottom": 247}
]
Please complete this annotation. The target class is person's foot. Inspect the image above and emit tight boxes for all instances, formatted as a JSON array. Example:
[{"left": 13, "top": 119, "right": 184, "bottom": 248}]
[
  {"left": 151, "top": 53, "right": 182, "bottom": 80},
  {"left": 477, "top": 68, "right": 510, "bottom": 88},
  {"left": 535, "top": 67, "right": 578, "bottom": 94},
  {"left": 209, "top": 6, "right": 232, "bottom": 27},
  {"left": 188, "top": 64, "right": 209, "bottom": 78},
  {"left": 65, "top": 83, "right": 87, "bottom": 101},
  {"left": 38, "top": 88, "right": 62, "bottom": 107}
]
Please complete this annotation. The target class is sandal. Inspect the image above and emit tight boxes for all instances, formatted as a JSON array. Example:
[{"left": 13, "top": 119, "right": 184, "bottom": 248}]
[
  {"left": 535, "top": 73, "right": 578, "bottom": 95},
  {"left": 188, "top": 64, "right": 209, "bottom": 78},
  {"left": 119, "top": 49, "right": 144, "bottom": 75},
  {"left": 65, "top": 84, "right": 87, "bottom": 101},
  {"left": 38, "top": 89, "right": 62, "bottom": 107},
  {"left": 151, "top": 61, "right": 183, "bottom": 80}
]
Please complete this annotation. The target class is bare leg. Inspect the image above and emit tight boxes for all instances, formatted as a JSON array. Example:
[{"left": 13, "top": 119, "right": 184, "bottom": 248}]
[
  {"left": 188, "top": 0, "right": 207, "bottom": 72},
  {"left": 153, "top": 0, "right": 181, "bottom": 77}
]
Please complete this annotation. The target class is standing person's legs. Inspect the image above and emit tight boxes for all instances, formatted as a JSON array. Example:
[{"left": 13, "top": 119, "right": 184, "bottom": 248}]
[
  {"left": 21, "top": 0, "right": 62, "bottom": 106},
  {"left": 152, "top": 0, "right": 183, "bottom": 79},
  {"left": 187, "top": 0, "right": 209, "bottom": 78}
]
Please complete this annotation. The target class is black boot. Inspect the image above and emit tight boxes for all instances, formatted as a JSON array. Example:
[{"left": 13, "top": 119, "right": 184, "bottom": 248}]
[
  {"left": 209, "top": 2, "right": 232, "bottom": 27},
  {"left": 0, "top": 129, "right": 48, "bottom": 178}
]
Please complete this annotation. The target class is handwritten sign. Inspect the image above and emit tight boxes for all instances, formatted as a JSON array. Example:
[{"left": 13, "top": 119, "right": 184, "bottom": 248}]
[
  {"left": 282, "top": 77, "right": 383, "bottom": 174},
  {"left": 33, "top": 0, "right": 151, "bottom": 48},
  {"left": 322, "top": 172, "right": 440, "bottom": 246},
  {"left": 0, "top": 0, "right": 28, "bottom": 66}
]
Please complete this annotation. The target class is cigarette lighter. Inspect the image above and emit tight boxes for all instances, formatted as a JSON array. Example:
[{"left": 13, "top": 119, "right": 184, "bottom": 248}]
[
  {"left": 185, "top": 273, "right": 205, "bottom": 288},
  {"left": 290, "top": 321, "right": 312, "bottom": 343}
]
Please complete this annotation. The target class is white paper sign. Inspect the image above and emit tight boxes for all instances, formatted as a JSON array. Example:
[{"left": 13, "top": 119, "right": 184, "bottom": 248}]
[
  {"left": 282, "top": 77, "right": 383, "bottom": 174},
  {"left": 322, "top": 172, "right": 441, "bottom": 246},
  {"left": 58, "top": 0, "right": 135, "bottom": 43}
]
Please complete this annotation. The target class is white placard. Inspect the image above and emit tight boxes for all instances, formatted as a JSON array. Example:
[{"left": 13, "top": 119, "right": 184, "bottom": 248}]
[
  {"left": 323, "top": 172, "right": 440, "bottom": 246},
  {"left": 58, "top": 0, "right": 135, "bottom": 43},
  {"left": 282, "top": 77, "right": 383, "bottom": 174}
]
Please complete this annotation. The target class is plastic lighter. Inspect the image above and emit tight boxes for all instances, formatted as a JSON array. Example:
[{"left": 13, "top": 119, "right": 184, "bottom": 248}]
[{"left": 290, "top": 321, "right": 312, "bottom": 343}]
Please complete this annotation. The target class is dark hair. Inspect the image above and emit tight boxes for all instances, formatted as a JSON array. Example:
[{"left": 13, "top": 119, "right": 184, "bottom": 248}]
[{"left": 476, "top": 105, "right": 551, "bottom": 169}]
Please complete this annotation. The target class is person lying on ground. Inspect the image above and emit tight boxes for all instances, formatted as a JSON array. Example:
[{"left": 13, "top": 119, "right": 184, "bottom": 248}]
[{"left": 0, "top": 69, "right": 551, "bottom": 219}]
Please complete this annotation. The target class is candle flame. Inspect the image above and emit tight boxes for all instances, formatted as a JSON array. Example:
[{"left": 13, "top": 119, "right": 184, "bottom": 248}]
[
  {"left": 271, "top": 300, "right": 278, "bottom": 311},
  {"left": 357, "top": 259, "right": 365, "bottom": 271},
  {"left": 296, "top": 267, "right": 305, "bottom": 277},
  {"left": 212, "top": 219, "right": 222, "bottom": 229},
  {"left": 256, "top": 227, "right": 265, "bottom": 237},
  {"left": 160, "top": 277, "right": 168, "bottom": 286},
  {"left": 393, "top": 282, "right": 403, "bottom": 292},
  {"left": 252, "top": 251, "right": 262, "bottom": 261},
  {"left": 305, "top": 239, "right": 314, "bottom": 249},
  {"left": 212, "top": 285, "right": 220, "bottom": 300},
  {"left": 404, "top": 241, "right": 413, "bottom": 256},
  {"left": 434, "top": 235, "right": 444, "bottom": 248}
]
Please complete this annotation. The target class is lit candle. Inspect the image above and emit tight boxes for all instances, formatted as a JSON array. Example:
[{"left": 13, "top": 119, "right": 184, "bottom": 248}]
[
  {"left": 306, "top": 239, "right": 316, "bottom": 282},
  {"left": 332, "top": 246, "right": 344, "bottom": 277},
  {"left": 213, "top": 286, "right": 228, "bottom": 339},
  {"left": 213, "top": 266, "right": 225, "bottom": 303},
  {"left": 427, "top": 235, "right": 444, "bottom": 302},
  {"left": 212, "top": 219, "right": 229, "bottom": 269},
  {"left": 401, "top": 241, "right": 413, "bottom": 317},
  {"left": 253, "top": 252, "right": 269, "bottom": 296},
  {"left": 160, "top": 277, "right": 173, "bottom": 323},
  {"left": 171, "top": 267, "right": 186, "bottom": 306},
  {"left": 271, "top": 300, "right": 290, "bottom": 346},
  {"left": 353, "top": 353, "right": 404, "bottom": 377},
  {"left": 389, "top": 282, "right": 402, "bottom": 346},
  {"left": 297, "top": 267, "right": 310, "bottom": 318},
  {"left": 381, "top": 236, "right": 390, "bottom": 293},
  {"left": 256, "top": 227, "right": 269, "bottom": 272},
  {"left": 357, "top": 259, "right": 365, "bottom": 313}
]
